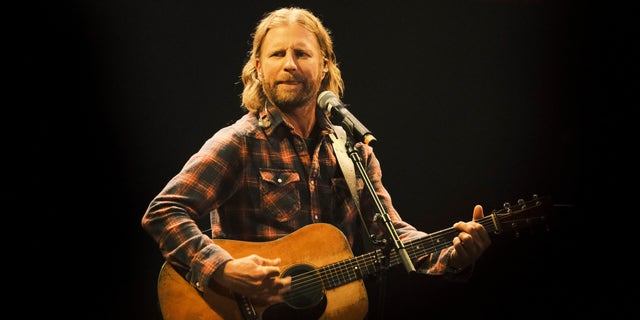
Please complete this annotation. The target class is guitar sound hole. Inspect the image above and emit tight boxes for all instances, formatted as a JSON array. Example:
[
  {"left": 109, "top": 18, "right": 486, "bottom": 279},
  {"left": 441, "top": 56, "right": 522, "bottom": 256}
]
[{"left": 281, "top": 263, "right": 324, "bottom": 309}]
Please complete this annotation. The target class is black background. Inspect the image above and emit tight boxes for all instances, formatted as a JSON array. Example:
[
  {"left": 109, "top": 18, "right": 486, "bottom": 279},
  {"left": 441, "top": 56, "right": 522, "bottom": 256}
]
[{"left": 17, "top": 0, "right": 633, "bottom": 319}]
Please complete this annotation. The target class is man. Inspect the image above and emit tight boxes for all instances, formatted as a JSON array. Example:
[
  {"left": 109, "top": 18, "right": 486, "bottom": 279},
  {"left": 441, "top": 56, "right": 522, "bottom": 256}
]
[{"left": 142, "top": 7, "right": 490, "bottom": 319}]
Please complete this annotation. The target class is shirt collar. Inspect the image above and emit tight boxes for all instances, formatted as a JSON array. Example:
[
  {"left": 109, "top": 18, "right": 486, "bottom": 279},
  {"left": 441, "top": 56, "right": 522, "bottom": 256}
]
[{"left": 257, "top": 102, "right": 335, "bottom": 138}]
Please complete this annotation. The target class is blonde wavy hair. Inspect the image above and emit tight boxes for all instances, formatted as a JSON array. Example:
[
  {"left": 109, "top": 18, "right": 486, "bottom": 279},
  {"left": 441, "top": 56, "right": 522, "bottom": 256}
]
[{"left": 240, "top": 7, "right": 344, "bottom": 113}]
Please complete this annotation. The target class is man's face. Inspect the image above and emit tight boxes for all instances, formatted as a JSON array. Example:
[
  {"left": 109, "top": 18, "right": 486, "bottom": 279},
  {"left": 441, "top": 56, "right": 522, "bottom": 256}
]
[{"left": 257, "top": 24, "right": 326, "bottom": 112}]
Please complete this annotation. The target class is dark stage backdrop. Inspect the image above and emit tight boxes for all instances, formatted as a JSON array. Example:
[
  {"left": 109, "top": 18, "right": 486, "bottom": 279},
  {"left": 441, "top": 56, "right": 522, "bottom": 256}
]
[{"left": 19, "top": 0, "right": 632, "bottom": 319}]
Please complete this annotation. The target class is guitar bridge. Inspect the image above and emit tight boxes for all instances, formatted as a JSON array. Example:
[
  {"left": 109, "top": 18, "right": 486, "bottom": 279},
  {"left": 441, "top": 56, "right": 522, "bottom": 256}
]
[{"left": 234, "top": 293, "right": 259, "bottom": 320}]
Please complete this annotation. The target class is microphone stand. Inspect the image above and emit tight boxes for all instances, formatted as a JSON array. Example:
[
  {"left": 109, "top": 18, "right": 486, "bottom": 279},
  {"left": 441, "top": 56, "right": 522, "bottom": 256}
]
[{"left": 342, "top": 130, "right": 416, "bottom": 275}]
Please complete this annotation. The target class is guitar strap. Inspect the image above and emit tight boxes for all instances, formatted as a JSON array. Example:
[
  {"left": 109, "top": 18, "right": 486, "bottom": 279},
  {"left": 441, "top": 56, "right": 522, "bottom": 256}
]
[
  {"left": 329, "top": 125, "right": 373, "bottom": 248},
  {"left": 329, "top": 126, "right": 359, "bottom": 206},
  {"left": 330, "top": 125, "right": 386, "bottom": 320}
]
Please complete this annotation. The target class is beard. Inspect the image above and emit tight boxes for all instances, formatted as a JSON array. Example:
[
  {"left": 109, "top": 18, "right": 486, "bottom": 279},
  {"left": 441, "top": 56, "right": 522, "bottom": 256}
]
[{"left": 262, "top": 77, "right": 320, "bottom": 112}]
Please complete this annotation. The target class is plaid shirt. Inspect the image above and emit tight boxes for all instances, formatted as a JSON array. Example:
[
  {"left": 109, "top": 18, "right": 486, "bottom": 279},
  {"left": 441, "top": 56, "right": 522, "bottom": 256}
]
[{"left": 142, "top": 104, "right": 459, "bottom": 293}]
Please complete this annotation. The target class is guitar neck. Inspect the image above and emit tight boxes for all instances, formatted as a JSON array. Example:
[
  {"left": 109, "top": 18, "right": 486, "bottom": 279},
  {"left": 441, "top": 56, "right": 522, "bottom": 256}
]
[
  {"left": 318, "top": 196, "right": 548, "bottom": 289},
  {"left": 317, "top": 221, "right": 475, "bottom": 290}
]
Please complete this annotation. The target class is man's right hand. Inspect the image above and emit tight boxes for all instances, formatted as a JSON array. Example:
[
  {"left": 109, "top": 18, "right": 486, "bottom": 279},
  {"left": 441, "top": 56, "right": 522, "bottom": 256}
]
[{"left": 211, "top": 254, "right": 292, "bottom": 305}]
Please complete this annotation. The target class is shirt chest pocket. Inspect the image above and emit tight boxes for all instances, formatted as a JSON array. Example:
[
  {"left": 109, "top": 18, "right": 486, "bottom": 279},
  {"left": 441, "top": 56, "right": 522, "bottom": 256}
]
[{"left": 259, "top": 168, "right": 301, "bottom": 222}]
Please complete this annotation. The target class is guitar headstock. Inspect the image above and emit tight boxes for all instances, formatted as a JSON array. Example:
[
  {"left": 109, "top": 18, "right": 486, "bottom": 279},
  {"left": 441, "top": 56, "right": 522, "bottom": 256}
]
[{"left": 489, "top": 194, "right": 551, "bottom": 237}]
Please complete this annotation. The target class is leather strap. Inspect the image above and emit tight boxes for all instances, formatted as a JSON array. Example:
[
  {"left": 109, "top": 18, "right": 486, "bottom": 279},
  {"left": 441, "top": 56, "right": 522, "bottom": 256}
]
[
  {"left": 329, "top": 126, "right": 375, "bottom": 250},
  {"left": 330, "top": 126, "right": 360, "bottom": 210}
]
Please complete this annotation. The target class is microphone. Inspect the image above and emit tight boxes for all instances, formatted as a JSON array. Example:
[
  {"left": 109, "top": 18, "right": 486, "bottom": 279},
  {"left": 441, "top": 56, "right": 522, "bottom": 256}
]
[{"left": 317, "top": 91, "right": 377, "bottom": 145}]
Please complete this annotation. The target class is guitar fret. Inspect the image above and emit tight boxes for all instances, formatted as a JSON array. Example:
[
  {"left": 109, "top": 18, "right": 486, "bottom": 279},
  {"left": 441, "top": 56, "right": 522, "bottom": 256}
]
[
  {"left": 348, "top": 260, "right": 357, "bottom": 281},
  {"left": 323, "top": 266, "right": 332, "bottom": 288},
  {"left": 320, "top": 250, "right": 386, "bottom": 290},
  {"left": 322, "top": 263, "right": 337, "bottom": 289},
  {"left": 357, "top": 252, "right": 374, "bottom": 278},
  {"left": 362, "top": 251, "right": 379, "bottom": 276},
  {"left": 337, "top": 260, "right": 347, "bottom": 284},
  {"left": 354, "top": 255, "right": 364, "bottom": 279}
]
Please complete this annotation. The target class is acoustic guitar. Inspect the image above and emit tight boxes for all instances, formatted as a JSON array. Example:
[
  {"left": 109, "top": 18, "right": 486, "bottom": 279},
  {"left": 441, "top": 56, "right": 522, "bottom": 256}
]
[{"left": 157, "top": 195, "right": 549, "bottom": 320}]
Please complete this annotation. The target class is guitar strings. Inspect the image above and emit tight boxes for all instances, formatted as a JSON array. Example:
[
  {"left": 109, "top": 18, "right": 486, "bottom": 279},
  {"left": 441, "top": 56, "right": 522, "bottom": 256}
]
[
  {"left": 277, "top": 198, "right": 544, "bottom": 303},
  {"left": 280, "top": 226, "right": 462, "bottom": 301}
]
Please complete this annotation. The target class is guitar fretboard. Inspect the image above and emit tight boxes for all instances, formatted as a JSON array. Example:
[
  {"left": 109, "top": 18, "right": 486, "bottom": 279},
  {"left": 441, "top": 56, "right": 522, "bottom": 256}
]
[{"left": 312, "top": 196, "right": 547, "bottom": 290}]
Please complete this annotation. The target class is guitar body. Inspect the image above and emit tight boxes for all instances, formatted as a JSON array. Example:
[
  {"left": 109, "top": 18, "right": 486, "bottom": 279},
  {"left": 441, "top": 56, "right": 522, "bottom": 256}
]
[{"left": 157, "top": 223, "right": 369, "bottom": 320}]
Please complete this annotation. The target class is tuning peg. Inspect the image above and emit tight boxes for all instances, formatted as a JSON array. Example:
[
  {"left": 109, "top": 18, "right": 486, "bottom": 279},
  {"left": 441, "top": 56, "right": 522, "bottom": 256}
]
[{"left": 503, "top": 202, "right": 511, "bottom": 210}]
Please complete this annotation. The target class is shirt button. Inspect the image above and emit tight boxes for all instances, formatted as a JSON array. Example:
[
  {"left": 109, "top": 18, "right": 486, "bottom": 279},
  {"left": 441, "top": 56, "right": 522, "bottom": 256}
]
[
  {"left": 277, "top": 178, "right": 283, "bottom": 184},
  {"left": 310, "top": 180, "right": 314, "bottom": 185},
  {"left": 314, "top": 215, "right": 319, "bottom": 220}
]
